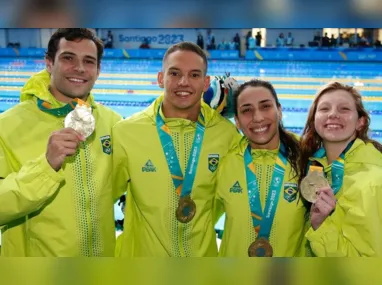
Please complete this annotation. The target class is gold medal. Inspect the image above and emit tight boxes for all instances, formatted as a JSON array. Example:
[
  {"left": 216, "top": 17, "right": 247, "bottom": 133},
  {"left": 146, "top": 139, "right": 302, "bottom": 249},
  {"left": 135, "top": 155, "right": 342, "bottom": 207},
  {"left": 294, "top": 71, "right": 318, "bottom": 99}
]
[
  {"left": 248, "top": 238, "right": 273, "bottom": 257},
  {"left": 64, "top": 100, "right": 95, "bottom": 138},
  {"left": 301, "top": 166, "right": 330, "bottom": 203},
  {"left": 176, "top": 196, "right": 196, "bottom": 223}
]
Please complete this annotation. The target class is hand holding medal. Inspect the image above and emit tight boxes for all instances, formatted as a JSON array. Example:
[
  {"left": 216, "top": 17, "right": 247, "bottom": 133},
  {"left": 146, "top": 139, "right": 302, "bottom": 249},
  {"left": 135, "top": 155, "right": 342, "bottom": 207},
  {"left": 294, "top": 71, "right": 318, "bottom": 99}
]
[
  {"left": 310, "top": 186, "right": 337, "bottom": 230},
  {"left": 46, "top": 128, "right": 85, "bottom": 171},
  {"left": 301, "top": 166, "right": 337, "bottom": 230},
  {"left": 42, "top": 98, "right": 94, "bottom": 171}
]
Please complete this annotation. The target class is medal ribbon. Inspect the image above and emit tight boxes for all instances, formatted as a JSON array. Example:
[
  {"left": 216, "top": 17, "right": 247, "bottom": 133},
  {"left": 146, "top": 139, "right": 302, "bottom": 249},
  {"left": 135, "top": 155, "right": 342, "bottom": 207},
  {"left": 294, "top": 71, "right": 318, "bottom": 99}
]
[
  {"left": 308, "top": 140, "right": 354, "bottom": 195},
  {"left": 156, "top": 105, "right": 205, "bottom": 198},
  {"left": 37, "top": 98, "right": 90, "bottom": 117},
  {"left": 244, "top": 143, "right": 287, "bottom": 240}
]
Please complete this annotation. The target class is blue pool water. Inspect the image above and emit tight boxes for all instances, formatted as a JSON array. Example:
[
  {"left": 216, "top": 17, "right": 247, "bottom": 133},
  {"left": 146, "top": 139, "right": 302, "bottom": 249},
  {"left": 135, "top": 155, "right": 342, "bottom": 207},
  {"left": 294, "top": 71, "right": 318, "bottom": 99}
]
[{"left": 1, "top": 58, "right": 381, "bottom": 141}]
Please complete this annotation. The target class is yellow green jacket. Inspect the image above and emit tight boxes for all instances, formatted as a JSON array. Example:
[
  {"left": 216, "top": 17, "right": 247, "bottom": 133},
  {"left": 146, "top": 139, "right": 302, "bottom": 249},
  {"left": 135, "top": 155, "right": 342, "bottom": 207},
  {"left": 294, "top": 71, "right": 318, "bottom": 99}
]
[
  {"left": 0, "top": 70, "right": 122, "bottom": 256},
  {"left": 214, "top": 136, "right": 308, "bottom": 257},
  {"left": 112, "top": 95, "right": 241, "bottom": 257},
  {"left": 306, "top": 138, "right": 382, "bottom": 257}
]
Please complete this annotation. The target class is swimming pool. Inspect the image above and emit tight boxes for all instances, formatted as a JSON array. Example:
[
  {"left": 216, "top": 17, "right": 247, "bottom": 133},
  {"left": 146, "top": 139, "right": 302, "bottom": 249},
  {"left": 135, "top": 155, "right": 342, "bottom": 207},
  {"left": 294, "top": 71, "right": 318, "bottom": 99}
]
[{"left": 1, "top": 58, "right": 381, "bottom": 141}]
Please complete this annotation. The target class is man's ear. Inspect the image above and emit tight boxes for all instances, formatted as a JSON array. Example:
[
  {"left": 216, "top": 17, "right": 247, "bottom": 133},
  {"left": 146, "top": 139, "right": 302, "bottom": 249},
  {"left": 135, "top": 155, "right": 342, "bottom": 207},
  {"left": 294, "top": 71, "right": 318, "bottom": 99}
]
[
  {"left": 45, "top": 57, "right": 53, "bottom": 73},
  {"left": 158, "top": 71, "right": 164, "bottom": 88},
  {"left": 203, "top": 75, "right": 210, "bottom": 92}
]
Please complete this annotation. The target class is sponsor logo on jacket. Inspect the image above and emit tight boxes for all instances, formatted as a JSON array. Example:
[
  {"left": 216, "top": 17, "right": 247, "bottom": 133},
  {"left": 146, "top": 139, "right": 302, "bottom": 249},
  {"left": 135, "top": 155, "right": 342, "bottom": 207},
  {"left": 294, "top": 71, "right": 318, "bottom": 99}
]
[
  {"left": 142, "top": 160, "right": 157, "bottom": 172},
  {"left": 230, "top": 181, "right": 243, "bottom": 193}
]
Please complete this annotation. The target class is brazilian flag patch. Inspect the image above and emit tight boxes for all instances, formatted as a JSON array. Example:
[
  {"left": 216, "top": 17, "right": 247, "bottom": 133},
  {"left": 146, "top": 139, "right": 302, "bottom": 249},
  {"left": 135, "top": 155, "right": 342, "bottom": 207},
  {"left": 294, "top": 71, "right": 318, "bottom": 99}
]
[
  {"left": 284, "top": 182, "right": 298, "bottom": 203},
  {"left": 208, "top": 154, "right": 219, "bottom": 172},
  {"left": 100, "top": 135, "right": 112, "bottom": 155}
]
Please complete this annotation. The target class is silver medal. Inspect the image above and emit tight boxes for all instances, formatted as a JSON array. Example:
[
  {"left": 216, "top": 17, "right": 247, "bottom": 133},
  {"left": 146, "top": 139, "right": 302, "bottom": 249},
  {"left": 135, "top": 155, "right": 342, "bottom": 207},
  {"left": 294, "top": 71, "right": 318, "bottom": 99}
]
[{"left": 64, "top": 104, "right": 95, "bottom": 138}]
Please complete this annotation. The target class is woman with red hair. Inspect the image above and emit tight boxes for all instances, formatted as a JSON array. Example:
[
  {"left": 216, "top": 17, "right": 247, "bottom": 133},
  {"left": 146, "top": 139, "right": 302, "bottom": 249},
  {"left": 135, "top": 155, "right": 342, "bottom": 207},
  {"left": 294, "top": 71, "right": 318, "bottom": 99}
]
[{"left": 299, "top": 81, "right": 382, "bottom": 257}]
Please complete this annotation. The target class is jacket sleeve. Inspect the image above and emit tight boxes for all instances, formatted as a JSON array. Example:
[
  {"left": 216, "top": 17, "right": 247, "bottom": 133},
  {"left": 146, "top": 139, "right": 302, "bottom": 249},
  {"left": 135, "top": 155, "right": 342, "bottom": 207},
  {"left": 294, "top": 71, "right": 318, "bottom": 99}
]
[
  {"left": 306, "top": 182, "right": 382, "bottom": 257},
  {"left": 0, "top": 139, "right": 64, "bottom": 226},
  {"left": 112, "top": 125, "right": 131, "bottom": 202}
]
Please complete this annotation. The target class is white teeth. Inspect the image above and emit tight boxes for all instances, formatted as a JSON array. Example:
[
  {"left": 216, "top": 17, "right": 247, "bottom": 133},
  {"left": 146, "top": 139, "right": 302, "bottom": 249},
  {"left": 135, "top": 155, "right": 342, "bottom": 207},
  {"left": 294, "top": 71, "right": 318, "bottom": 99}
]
[
  {"left": 326, "top": 124, "right": 342, "bottom": 129},
  {"left": 68, "top": 78, "right": 85, "bottom": 83},
  {"left": 175, "top": 92, "right": 191, "bottom": 96},
  {"left": 253, "top": 126, "right": 268, "bottom": 133}
]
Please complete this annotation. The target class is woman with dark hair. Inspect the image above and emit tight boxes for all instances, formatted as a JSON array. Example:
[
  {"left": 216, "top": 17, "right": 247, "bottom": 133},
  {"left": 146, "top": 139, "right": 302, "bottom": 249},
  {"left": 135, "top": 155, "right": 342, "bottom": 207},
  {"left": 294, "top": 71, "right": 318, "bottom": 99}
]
[
  {"left": 213, "top": 79, "right": 307, "bottom": 257},
  {"left": 299, "top": 81, "right": 382, "bottom": 257}
]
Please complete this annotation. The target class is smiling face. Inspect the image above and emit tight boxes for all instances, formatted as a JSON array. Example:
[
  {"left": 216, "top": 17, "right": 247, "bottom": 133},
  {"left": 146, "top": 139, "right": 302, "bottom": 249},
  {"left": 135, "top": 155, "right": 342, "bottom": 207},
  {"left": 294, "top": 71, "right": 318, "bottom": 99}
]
[
  {"left": 46, "top": 38, "right": 100, "bottom": 103},
  {"left": 235, "top": 86, "right": 282, "bottom": 150},
  {"left": 314, "top": 89, "right": 364, "bottom": 144},
  {"left": 157, "top": 50, "right": 210, "bottom": 120}
]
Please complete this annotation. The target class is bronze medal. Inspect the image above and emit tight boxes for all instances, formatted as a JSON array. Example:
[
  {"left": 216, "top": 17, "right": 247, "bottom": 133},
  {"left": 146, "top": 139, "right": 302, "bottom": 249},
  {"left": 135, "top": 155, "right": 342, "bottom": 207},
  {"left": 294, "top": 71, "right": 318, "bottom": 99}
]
[
  {"left": 301, "top": 170, "right": 330, "bottom": 203},
  {"left": 176, "top": 196, "right": 196, "bottom": 223},
  {"left": 248, "top": 238, "right": 273, "bottom": 257}
]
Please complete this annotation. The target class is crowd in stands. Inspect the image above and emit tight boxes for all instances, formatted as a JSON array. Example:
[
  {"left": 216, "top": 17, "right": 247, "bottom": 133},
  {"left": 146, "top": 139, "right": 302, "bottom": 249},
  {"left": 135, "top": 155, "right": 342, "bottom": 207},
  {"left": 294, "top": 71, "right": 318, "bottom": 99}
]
[{"left": 308, "top": 31, "right": 380, "bottom": 48}]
